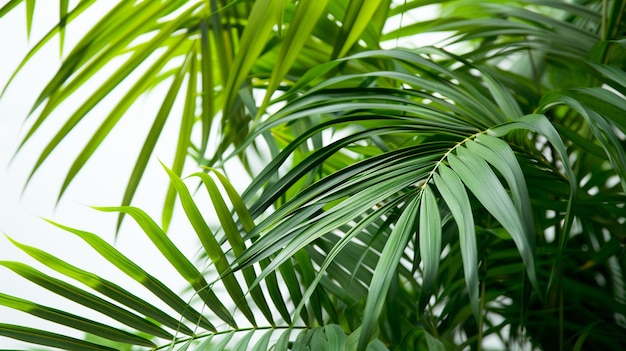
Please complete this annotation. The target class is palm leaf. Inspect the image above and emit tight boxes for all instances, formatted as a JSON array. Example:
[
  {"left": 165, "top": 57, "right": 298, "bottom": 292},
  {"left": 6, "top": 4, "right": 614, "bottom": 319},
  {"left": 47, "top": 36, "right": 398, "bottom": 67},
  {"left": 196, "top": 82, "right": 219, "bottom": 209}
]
[
  {"left": 0, "top": 261, "right": 175, "bottom": 340},
  {"left": 0, "top": 324, "right": 118, "bottom": 351},
  {"left": 6, "top": 236, "right": 194, "bottom": 336},
  {"left": 0, "top": 293, "right": 156, "bottom": 347},
  {"left": 96, "top": 205, "right": 237, "bottom": 328},
  {"left": 44, "top": 220, "right": 216, "bottom": 332},
  {"left": 2, "top": 1, "right": 625, "bottom": 350}
]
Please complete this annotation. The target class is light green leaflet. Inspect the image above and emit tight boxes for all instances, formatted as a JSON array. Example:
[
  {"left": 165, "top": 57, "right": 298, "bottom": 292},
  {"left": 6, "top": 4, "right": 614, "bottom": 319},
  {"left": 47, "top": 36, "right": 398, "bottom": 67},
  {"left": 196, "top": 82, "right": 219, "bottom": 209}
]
[
  {"left": 198, "top": 168, "right": 293, "bottom": 323},
  {"left": 358, "top": 195, "right": 421, "bottom": 351},
  {"left": 433, "top": 165, "right": 479, "bottom": 320},
  {"left": 44, "top": 219, "right": 215, "bottom": 331},
  {"left": 0, "top": 261, "right": 174, "bottom": 340},
  {"left": 95, "top": 205, "right": 237, "bottom": 328},
  {"left": 6, "top": 236, "right": 194, "bottom": 336},
  {"left": 162, "top": 47, "right": 198, "bottom": 231},
  {"left": 258, "top": 0, "right": 330, "bottom": 119},
  {"left": 333, "top": 0, "right": 384, "bottom": 58},
  {"left": 0, "top": 293, "right": 155, "bottom": 347},
  {"left": 161, "top": 164, "right": 257, "bottom": 326},
  {"left": 117, "top": 50, "right": 195, "bottom": 232},
  {"left": 223, "top": 0, "right": 280, "bottom": 116},
  {"left": 0, "top": 323, "right": 117, "bottom": 351},
  {"left": 419, "top": 184, "right": 442, "bottom": 296},
  {"left": 191, "top": 170, "right": 275, "bottom": 325}
]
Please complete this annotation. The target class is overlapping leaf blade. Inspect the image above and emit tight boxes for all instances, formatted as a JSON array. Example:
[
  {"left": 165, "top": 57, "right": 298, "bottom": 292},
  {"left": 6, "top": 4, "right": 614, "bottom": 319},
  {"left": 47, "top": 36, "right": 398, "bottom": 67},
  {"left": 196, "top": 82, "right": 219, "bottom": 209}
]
[
  {"left": 160, "top": 164, "right": 255, "bottom": 326},
  {"left": 489, "top": 114, "right": 577, "bottom": 230},
  {"left": 0, "top": 293, "right": 155, "bottom": 347},
  {"left": 259, "top": 0, "right": 330, "bottom": 118},
  {"left": 433, "top": 165, "right": 479, "bottom": 319},
  {"left": 357, "top": 195, "right": 420, "bottom": 351},
  {"left": 203, "top": 170, "right": 293, "bottom": 323},
  {"left": 6, "top": 236, "right": 194, "bottom": 336},
  {"left": 192, "top": 171, "right": 275, "bottom": 326},
  {"left": 0, "top": 261, "right": 175, "bottom": 340},
  {"left": 0, "top": 324, "right": 117, "bottom": 351},
  {"left": 116, "top": 51, "right": 194, "bottom": 231},
  {"left": 1, "top": 0, "right": 625, "bottom": 350},
  {"left": 95, "top": 205, "right": 237, "bottom": 328},
  {"left": 333, "top": 0, "right": 385, "bottom": 58},
  {"left": 223, "top": 0, "right": 280, "bottom": 116},
  {"left": 419, "top": 184, "right": 441, "bottom": 297},
  {"left": 162, "top": 47, "right": 198, "bottom": 231},
  {"left": 449, "top": 145, "right": 537, "bottom": 290},
  {"left": 44, "top": 220, "right": 215, "bottom": 332}
]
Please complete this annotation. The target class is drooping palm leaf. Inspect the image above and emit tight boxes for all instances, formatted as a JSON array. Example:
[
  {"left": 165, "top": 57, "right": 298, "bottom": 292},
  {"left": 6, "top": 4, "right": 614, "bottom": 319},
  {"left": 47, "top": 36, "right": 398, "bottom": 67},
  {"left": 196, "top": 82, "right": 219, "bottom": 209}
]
[
  {"left": 2, "top": 170, "right": 392, "bottom": 350},
  {"left": 1, "top": 0, "right": 625, "bottom": 350}
]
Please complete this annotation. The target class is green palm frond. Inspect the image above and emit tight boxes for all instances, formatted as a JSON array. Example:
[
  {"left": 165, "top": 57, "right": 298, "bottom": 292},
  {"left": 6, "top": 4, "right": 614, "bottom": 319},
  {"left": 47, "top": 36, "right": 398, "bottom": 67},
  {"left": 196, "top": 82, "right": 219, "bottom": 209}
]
[
  {"left": 2, "top": 168, "right": 391, "bottom": 350},
  {"left": 1, "top": 0, "right": 625, "bottom": 350}
]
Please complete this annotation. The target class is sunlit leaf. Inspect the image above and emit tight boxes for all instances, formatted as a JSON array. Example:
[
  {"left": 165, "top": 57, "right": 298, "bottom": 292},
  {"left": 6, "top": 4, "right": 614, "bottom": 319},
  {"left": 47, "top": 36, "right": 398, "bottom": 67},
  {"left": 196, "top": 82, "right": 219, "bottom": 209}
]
[
  {"left": 95, "top": 206, "right": 236, "bottom": 328},
  {"left": 0, "top": 324, "right": 117, "bottom": 351},
  {"left": 0, "top": 261, "right": 174, "bottom": 340},
  {"left": 0, "top": 293, "right": 155, "bottom": 347},
  {"left": 44, "top": 219, "right": 215, "bottom": 331}
]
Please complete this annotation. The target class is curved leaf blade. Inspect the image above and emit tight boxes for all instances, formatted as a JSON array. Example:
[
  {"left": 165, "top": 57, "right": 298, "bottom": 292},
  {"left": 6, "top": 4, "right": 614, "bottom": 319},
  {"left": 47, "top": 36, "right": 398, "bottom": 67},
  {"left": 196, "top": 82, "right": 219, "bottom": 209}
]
[
  {"left": 358, "top": 195, "right": 420, "bottom": 351},
  {"left": 451, "top": 145, "right": 537, "bottom": 290},
  {"left": 116, "top": 50, "right": 194, "bottom": 231},
  {"left": 6, "top": 236, "right": 194, "bottom": 336},
  {"left": 161, "top": 165, "right": 256, "bottom": 326},
  {"left": 419, "top": 184, "right": 441, "bottom": 297},
  {"left": 44, "top": 219, "right": 215, "bottom": 331},
  {"left": 0, "top": 323, "right": 117, "bottom": 351},
  {"left": 258, "top": 0, "right": 330, "bottom": 118},
  {"left": 433, "top": 165, "right": 479, "bottom": 320},
  {"left": 162, "top": 47, "right": 198, "bottom": 232},
  {"left": 0, "top": 261, "right": 174, "bottom": 340},
  {"left": 0, "top": 293, "right": 155, "bottom": 347},
  {"left": 96, "top": 206, "right": 236, "bottom": 328},
  {"left": 223, "top": 0, "right": 280, "bottom": 115},
  {"left": 333, "top": 0, "right": 384, "bottom": 58},
  {"left": 192, "top": 171, "right": 275, "bottom": 325}
]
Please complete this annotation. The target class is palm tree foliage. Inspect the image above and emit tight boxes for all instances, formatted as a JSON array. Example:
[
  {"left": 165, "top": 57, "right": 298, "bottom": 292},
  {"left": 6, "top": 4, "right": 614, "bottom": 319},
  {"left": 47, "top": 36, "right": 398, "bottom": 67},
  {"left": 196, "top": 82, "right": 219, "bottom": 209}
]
[{"left": 1, "top": 0, "right": 625, "bottom": 350}]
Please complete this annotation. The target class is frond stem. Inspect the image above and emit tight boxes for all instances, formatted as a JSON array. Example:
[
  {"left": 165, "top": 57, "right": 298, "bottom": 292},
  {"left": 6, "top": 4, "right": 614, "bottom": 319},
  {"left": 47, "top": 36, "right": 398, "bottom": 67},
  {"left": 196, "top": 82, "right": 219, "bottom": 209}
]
[
  {"left": 420, "top": 131, "right": 485, "bottom": 189},
  {"left": 156, "top": 325, "right": 309, "bottom": 350}
]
